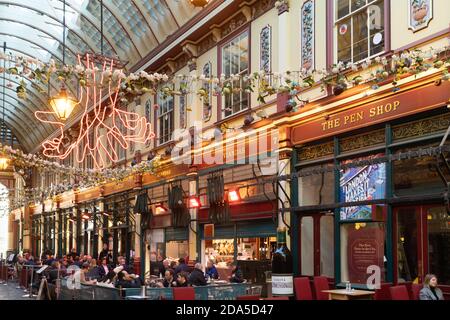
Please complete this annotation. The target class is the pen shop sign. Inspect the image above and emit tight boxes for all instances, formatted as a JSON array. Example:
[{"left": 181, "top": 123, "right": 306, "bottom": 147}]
[{"left": 292, "top": 80, "right": 450, "bottom": 144}]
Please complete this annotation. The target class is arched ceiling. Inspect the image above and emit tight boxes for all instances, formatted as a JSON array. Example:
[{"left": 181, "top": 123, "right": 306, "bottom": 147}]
[{"left": 0, "top": 0, "right": 201, "bottom": 152}]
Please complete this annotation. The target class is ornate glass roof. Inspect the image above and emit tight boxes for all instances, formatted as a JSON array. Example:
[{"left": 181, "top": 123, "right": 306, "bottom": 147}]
[{"left": 0, "top": 0, "right": 200, "bottom": 152}]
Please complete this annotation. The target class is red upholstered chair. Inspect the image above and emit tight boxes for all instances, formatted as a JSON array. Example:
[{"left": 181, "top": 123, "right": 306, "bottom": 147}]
[
  {"left": 410, "top": 284, "right": 422, "bottom": 300},
  {"left": 236, "top": 295, "right": 261, "bottom": 300},
  {"left": 374, "top": 283, "right": 393, "bottom": 300},
  {"left": 294, "top": 277, "right": 313, "bottom": 300},
  {"left": 173, "top": 287, "right": 196, "bottom": 300},
  {"left": 389, "top": 285, "right": 410, "bottom": 300},
  {"left": 313, "top": 276, "right": 330, "bottom": 300}
]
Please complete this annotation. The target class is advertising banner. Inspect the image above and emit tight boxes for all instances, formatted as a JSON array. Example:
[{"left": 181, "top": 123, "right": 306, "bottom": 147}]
[{"left": 340, "top": 154, "right": 386, "bottom": 220}]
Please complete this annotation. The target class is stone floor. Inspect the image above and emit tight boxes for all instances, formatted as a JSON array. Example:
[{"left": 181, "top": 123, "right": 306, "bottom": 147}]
[{"left": 0, "top": 280, "right": 30, "bottom": 300}]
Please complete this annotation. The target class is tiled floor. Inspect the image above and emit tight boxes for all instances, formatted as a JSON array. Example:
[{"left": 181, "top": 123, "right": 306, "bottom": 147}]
[{"left": 0, "top": 281, "right": 30, "bottom": 300}]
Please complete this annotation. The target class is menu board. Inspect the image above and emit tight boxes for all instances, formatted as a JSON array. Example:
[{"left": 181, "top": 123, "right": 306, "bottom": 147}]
[
  {"left": 347, "top": 224, "right": 385, "bottom": 284},
  {"left": 340, "top": 154, "right": 386, "bottom": 220}
]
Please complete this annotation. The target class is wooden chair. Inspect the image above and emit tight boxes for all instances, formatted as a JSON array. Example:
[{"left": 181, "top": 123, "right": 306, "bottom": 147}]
[
  {"left": 294, "top": 277, "right": 313, "bottom": 300},
  {"left": 236, "top": 295, "right": 261, "bottom": 300},
  {"left": 172, "top": 287, "right": 196, "bottom": 300},
  {"left": 313, "top": 276, "right": 330, "bottom": 300},
  {"left": 389, "top": 285, "right": 410, "bottom": 300},
  {"left": 410, "top": 284, "right": 422, "bottom": 300}
]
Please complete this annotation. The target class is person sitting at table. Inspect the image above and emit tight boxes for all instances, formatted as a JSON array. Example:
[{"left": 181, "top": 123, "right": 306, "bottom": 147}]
[
  {"left": 79, "top": 262, "right": 97, "bottom": 285},
  {"left": 420, "top": 274, "right": 445, "bottom": 300},
  {"left": 189, "top": 263, "right": 207, "bottom": 286},
  {"left": 174, "top": 272, "right": 189, "bottom": 287},
  {"left": 205, "top": 259, "right": 219, "bottom": 280},
  {"left": 174, "top": 257, "right": 189, "bottom": 277},
  {"left": 115, "top": 270, "right": 143, "bottom": 289},
  {"left": 229, "top": 264, "right": 244, "bottom": 283},
  {"left": 98, "top": 257, "right": 111, "bottom": 280},
  {"left": 162, "top": 269, "right": 175, "bottom": 288}
]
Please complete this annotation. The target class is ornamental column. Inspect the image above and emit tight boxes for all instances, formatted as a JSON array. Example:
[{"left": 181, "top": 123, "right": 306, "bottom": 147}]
[{"left": 277, "top": 126, "right": 292, "bottom": 249}]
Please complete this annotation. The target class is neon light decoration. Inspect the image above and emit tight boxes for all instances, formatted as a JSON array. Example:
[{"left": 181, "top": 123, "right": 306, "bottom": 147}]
[{"left": 35, "top": 54, "right": 155, "bottom": 169}]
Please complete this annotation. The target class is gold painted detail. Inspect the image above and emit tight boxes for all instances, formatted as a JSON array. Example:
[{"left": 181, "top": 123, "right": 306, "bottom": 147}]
[
  {"left": 298, "top": 141, "right": 334, "bottom": 161},
  {"left": 392, "top": 113, "right": 450, "bottom": 141},
  {"left": 340, "top": 129, "right": 385, "bottom": 152}
]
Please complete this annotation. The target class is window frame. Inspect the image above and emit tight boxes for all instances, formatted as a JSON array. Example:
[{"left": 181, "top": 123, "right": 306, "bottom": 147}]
[
  {"left": 332, "top": 0, "right": 389, "bottom": 65},
  {"left": 157, "top": 92, "right": 174, "bottom": 145},
  {"left": 218, "top": 27, "right": 251, "bottom": 121}
]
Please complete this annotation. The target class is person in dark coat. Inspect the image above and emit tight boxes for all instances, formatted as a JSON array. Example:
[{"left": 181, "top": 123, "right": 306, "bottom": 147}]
[
  {"left": 420, "top": 274, "right": 445, "bottom": 300},
  {"left": 174, "top": 272, "right": 189, "bottom": 287},
  {"left": 174, "top": 257, "right": 189, "bottom": 277},
  {"left": 98, "top": 257, "right": 111, "bottom": 280},
  {"left": 116, "top": 256, "right": 134, "bottom": 274},
  {"left": 229, "top": 264, "right": 244, "bottom": 283},
  {"left": 162, "top": 269, "right": 175, "bottom": 288},
  {"left": 115, "top": 271, "right": 143, "bottom": 288},
  {"left": 189, "top": 263, "right": 207, "bottom": 286},
  {"left": 98, "top": 243, "right": 112, "bottom": 265}
]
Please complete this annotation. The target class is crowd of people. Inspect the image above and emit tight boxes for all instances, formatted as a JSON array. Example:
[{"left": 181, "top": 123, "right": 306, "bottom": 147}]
[
  {"left": 11, "top": 246, "right": 246, "bottom": 292},
  {"left": 150, "top": 257, "right": 245, "bottom": 288},
  {"left": 12, "top": 244, "right": 143, "bottom": 290}
]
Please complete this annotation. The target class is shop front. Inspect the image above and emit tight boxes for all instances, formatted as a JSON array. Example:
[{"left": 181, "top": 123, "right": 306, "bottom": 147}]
[{"left": 290, "top": 76, "right": 450, "bottom": 297}]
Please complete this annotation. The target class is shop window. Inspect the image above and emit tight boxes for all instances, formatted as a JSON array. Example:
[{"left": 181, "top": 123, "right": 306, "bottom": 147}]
[
  {"left": 393, "top": 146, "right": 446, "bottom": 196},
  {"left": 396, "top": 207, "right": 419, "bottom": 283},
  {"left": 335, "top": 0, "right": 385, "bottom": 64},
  {"left": 298, "top": 163, "right": 335, "bottom": 206},
  {"left": 320, "top": 216, "right": 335, "bottom": 278},
  {"left": 340, "top": 222, "right": 386, "bottom": 284},
  {"left": 426, "top": 207, "right": 450, "bottom": 285},
  {"left": 340, "top": 154, "right": 386, "bottom": 221},
  {"left": 166, "top": 241, "right": 189, "bottom": 260},
  {"left": 157, "top": 92, "right": 174, "bottom": 145},
  {"left": 301, "top": 216, "right": 314, "bottom": 276},
  {"left": 221, "top": 31, "right": 249, "bottom": 117}
]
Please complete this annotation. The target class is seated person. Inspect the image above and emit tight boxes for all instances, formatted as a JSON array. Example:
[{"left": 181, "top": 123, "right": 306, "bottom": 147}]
[
  {"left": 174, "top": 272, "right": 189, "bottom": 287},
  {"left": 205, "top": 259, "right": 219, "bottom": 280},
  {"left": 162, "top": 269, "right": 175, "bottom": 288},
  {"left": 98, "top": 257, "right": 111, "bottom": 280},
  {"left": 115, "top": 271, "right": 143, "bottom": 288},
  {"left": 79, "top": 262, "right": 97, "bottom": 285},
  {"left": 189, "top": 263, "right": 207, "bottom": 287},
  {"left": 174, "top": 258, "right": 189, "bottom": 277},
  {"left": 229, "top": 264, "right": 244, "bottom": 283}
]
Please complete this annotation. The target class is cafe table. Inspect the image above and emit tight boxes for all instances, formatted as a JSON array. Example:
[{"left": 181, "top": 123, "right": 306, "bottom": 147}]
[{"left": 321, "top": 289, "right": 375, "bottom": 300}]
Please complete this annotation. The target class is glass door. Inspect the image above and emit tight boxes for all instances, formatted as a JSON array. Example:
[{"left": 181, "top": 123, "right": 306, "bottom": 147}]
[{"left": 299, "top": 213, "right": 334, "bottom": 278}]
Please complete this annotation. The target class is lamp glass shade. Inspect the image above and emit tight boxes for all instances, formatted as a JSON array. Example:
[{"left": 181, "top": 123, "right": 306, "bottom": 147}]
[
  {"left": 228, "top": 189, "right": 240, "bottom": 202},
  {"left": 0, "top": 157, "right": 8, "bottom": 170},
  {"left": 49, "top": 87, "right": 77, "bottom": 121},
  {"left": 188, "top": 196, "right": 201, "bottom": 208}
]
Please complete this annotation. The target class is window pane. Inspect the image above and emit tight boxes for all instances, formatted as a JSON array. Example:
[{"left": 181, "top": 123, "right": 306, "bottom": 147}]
[
  {"left": 337, "top": 18, "right": 352, "bottom": 63},
  {"left": 298, "top": 163, "right": 335, "bottom": 206},
  {"left": 240, "top": 33, "right": 248, "bottom": 72},
  {"left": 352, "top": 11, "right": 368, "bottom": 62},
  {"left": 341, "top": 222, "right": 386, "bottom": 284},
  {"left": 320, "top": 216, "right": 334, "bottom": 278},
  {"left": 393, "top": 145, "right": 445, "bottom": 196},
  {"left": 369, "top": 1, "right": 384, "bottom": 56},
  {"left": 337, "top": 0, "right": 350, "bottom": 19},
  {"left": 351, "top": 0, "right": 367, "bottom": 12},
  {"left": 301, "top": 216, "right": 314, "bottom": 276},
  {"left": 426, "top": 207, "right": 450, "bottom": 285},
  {"left": 396, "top": 208, "right": 419, "bottom": 283}
]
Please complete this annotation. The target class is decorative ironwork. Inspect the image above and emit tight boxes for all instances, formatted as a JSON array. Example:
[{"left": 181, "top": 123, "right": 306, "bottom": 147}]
[
  {"left": 202, "top": 62, "right": 212, "bottom": 121},
  {"left": 301, "top": 0, "right": 315, "bottom": 72},
  {"left": 298, "top": 141, "right": 334, "bottom": 161},
  {"left": 253, "top": 0, "right": 277, "bottom": 19},
  {"left": 393, "top": 113, "right": 450, "bottom": 141},
  {"left": 340, "top": 129, "right": 385, "bottom": 152}
]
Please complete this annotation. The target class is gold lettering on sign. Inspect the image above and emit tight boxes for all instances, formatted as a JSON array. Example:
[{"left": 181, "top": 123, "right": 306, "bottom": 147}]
[
  {"left": 369, "top": 101, "right": 399, "bottom": 117},
  {"left": 344, "top": 111, "right": 364, "bottom": 125},
  {"left": 321, "top": 118, "right": 341, "bottom": 131}
]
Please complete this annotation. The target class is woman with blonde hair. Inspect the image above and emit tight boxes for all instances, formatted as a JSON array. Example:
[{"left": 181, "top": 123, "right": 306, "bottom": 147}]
[{"left": 419, "top": 274, "right": 444, "bottom": 300}]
